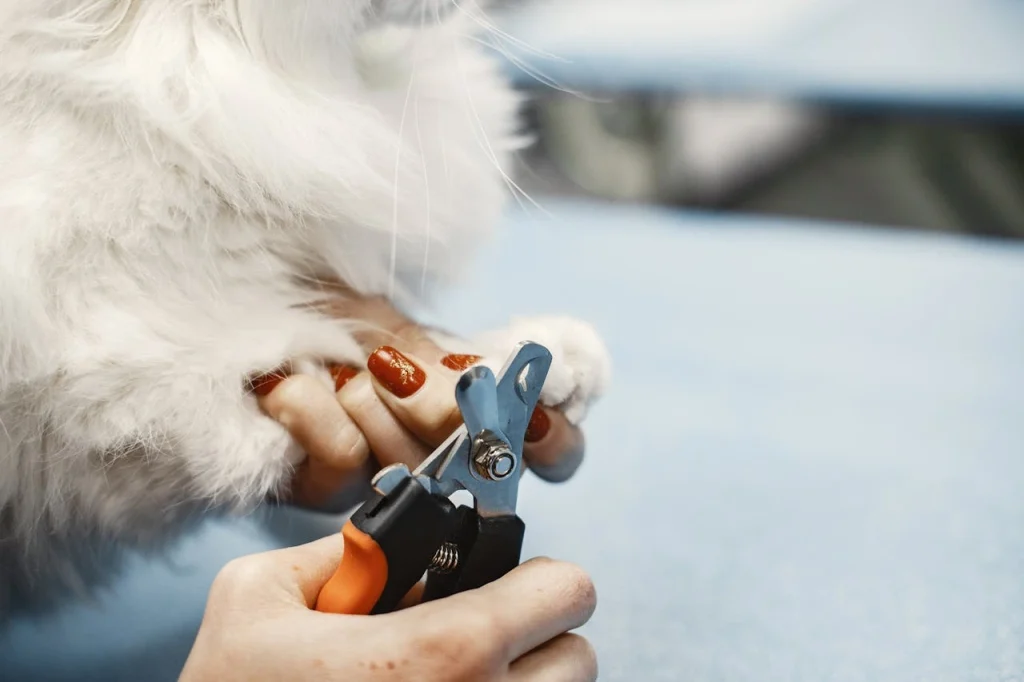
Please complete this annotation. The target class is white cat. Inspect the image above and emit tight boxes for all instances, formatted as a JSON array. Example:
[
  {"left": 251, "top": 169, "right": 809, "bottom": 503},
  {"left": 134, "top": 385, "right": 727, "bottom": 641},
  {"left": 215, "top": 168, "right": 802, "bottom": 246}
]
[{"left": 0, "top": 0, "right": 610, "bottom": 614}]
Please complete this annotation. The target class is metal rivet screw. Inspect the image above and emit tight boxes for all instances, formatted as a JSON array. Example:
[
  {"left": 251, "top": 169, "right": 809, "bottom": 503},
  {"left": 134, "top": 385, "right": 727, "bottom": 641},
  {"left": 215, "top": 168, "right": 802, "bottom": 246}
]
[{"left": 473, "top": 435, "right": 517, "bottom": 481}]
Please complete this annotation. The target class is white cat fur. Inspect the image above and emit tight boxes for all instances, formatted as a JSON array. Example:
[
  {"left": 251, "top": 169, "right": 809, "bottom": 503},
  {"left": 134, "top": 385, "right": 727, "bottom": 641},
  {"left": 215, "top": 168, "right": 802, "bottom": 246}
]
[{"left": 0, "top": 0, "right": 610, "bottom": 613}]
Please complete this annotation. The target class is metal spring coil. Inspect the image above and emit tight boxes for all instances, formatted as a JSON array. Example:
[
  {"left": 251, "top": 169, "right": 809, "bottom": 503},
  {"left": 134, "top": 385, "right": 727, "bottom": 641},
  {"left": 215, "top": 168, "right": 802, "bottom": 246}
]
[{"left": 428, "top": 542, "right": 459, "bottom": 574}]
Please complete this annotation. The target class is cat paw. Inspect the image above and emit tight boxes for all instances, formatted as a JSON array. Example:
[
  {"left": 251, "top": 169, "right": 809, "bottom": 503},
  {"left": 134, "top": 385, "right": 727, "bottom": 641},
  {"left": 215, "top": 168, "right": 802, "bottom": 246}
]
[{"left": 470, "top": 316, "right": 612, "bottom": 425}]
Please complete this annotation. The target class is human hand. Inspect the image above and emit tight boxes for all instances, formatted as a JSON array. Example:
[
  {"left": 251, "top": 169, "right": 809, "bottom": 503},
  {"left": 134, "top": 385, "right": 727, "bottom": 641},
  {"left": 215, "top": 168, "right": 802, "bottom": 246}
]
[
  {"left": 179, "top": 534, "right": 598, "bottom": 682},
  {"left": 250, "top": 297, "right": 587, "bottom": 508}
]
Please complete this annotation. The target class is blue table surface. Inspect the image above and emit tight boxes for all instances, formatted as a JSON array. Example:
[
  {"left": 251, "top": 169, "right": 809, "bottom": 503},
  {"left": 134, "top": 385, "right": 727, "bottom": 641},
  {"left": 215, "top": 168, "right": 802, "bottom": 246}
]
[
  {"left": 4, "top": 199, "right": 1024, "bottom": 681},
  {"left": 495, "top": 0, "right": 1024, "bottom": 114}
]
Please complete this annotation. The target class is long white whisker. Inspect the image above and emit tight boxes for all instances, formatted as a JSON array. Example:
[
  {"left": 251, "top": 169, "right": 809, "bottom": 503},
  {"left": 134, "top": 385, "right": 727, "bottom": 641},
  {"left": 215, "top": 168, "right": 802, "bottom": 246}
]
[
  {"left": 415, "top": 1, "right": 432, "bottom": 295},
  {"left": 458, "top": 0, "right": 602, "bottom": 101},
  {"left": 453, "top": 36, "right": 549, "bottom": 216},
  {"left": 468, "top": 34, "right": 597, "bottom": 100},
  {"left": 454, "top": 0, "right": 604, "bottom": 101},
  {"left": 413, "top": 97, "right": 432, "bottom": 296},
  {"left": 456, "top": 0, "right": 569, "bottom": 62},
  {"left": 388, "top": 32, "right": 421, "bottom": 300}
]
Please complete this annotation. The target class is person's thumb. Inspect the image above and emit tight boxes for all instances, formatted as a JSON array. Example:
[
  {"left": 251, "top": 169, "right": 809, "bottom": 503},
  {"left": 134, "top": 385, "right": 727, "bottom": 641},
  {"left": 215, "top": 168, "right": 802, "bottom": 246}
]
[{"left": 260, "top": 533, "right": 346, "bottom": 608}]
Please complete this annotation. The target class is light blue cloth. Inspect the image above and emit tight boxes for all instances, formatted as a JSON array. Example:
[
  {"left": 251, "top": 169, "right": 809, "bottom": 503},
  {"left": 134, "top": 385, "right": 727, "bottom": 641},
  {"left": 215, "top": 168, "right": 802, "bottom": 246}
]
[
  {"left": 496, "top": 0, "right": 1024, "bottom": 114},
  {"left": 3, "top": 199, "right": 1024, "bottom": 680}
]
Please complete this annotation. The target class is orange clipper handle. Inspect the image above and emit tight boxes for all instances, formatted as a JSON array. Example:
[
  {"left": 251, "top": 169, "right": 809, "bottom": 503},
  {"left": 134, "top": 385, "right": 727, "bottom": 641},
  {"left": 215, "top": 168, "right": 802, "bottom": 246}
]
[
  {"left": 315, "top": 521, "right": 389, "bottom": 615},
  {"left": 314, "top": 475, "right": 458, "bottom": 616}
]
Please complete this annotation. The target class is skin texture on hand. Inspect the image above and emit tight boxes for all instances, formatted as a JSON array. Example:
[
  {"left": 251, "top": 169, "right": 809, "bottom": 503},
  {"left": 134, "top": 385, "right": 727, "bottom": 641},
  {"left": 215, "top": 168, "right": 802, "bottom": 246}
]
[{"left": 179, "top": 535, "right": 598, "bottom": 682}]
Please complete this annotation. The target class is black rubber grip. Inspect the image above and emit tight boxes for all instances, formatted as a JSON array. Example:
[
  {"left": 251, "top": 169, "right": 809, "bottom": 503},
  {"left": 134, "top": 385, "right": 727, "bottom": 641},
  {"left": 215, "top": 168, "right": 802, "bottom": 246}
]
[
  {"left": 422, "top": 506, "right": 525, "bottom": 601},
  {"left": 350, "top": 476, "right": 458, "bottom": 614}
]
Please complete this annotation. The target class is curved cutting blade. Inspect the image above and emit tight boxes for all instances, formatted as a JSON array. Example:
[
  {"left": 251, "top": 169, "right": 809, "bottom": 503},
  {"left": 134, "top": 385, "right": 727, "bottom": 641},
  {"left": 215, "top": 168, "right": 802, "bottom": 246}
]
[
  {"left": 415, "top": 342, "right": 554, "bottom": 517},
  {"left": 455, "top": 366, "right": 501, "bottom": 439},
  {"left": 495, "top": 342, "right": 553, "bottom": 453}
]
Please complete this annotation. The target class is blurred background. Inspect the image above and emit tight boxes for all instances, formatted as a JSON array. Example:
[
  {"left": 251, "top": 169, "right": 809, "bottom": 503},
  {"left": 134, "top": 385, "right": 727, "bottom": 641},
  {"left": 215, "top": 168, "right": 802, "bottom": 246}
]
[
  {"left": 4, "top": 3, "right": 1023, "bottom": 681},
  {"left": 468, "top": 4, "right": 1024, "bottom": 678},
  {"left": 490, "top": 0, "right": 1024, "bottom": 238}
]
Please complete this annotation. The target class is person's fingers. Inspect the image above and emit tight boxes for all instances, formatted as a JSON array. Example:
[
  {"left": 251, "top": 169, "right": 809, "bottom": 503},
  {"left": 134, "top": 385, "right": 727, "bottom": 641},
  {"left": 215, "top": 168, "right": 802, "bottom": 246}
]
[
  {"left": 287, "top": 364, "right": 372, "bottom": 507},
  {"left": 334, "top": 371, "right": 432, "bottom": 469},
  {"left": 253, "top": 365, "right": 367, "bottom": 509},
  {"left": 507, "top": 633, "right": 598, "bottom": 682},
  {"left": 523, "top": 408, "right": 586, "bottom": 483},
  {"left": 409, "top": 557, "right": 597, "bottom": 663},
  {"left": 289, "top": 455, "right": 354, "bottom": 509},
  {"left": 253, "top": 326, "right": 587, "bottom": 486},
  {"left": 314, "top": 297, "right": 590, "bottom": 479},
  {"left": 257, "top": 372, "right": 369, "bottom": 472},
  {"left": 365, "top": 344, "right": 589, "bottom": 480},
  {"left": 257, "top": 373, "right": 371, "bottom": 505},
  {"left": 365, "top": 346, "right": 464, "bottom": 447}
]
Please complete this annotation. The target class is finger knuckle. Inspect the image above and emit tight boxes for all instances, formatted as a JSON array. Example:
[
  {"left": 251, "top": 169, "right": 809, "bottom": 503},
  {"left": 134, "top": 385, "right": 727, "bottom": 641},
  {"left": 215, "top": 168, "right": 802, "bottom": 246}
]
[
  {"left": 338, "top": 373, "right": 375, "bottom": 415},
  {"left": 413, "top": 399, "right": 460, "bottom": 441},
  {"left": 563, "top": 634, "right": 599, "bottom": 680},
  {"left": 414, "top": 622, "right": 498, "bottom": 681},
  {"left": 393, "top": 321, "right": 436, "bottom": 351},
  {"left": 418, "top": 411, "right": 447, "bottom": 438},
  {"left": 436, "top": 406, "right": 461, "bottom": 436},
  {"left": 271, "top": 374, "right": 317, "bottom": 407},
  {"left": 330, "top": 421, "right": 369, "bottom": 466},
  {"left": 210, "top": 555, "right": 267, "bottom": 598},
  {"left": 467, "top": 606, "right": 509, "bottom": 647},
  {"left": 527, "top": 555, "right": 557, "bottom": 569},
  {"left": 553, "top": 562, "right": 598, "bottom": 616}
]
